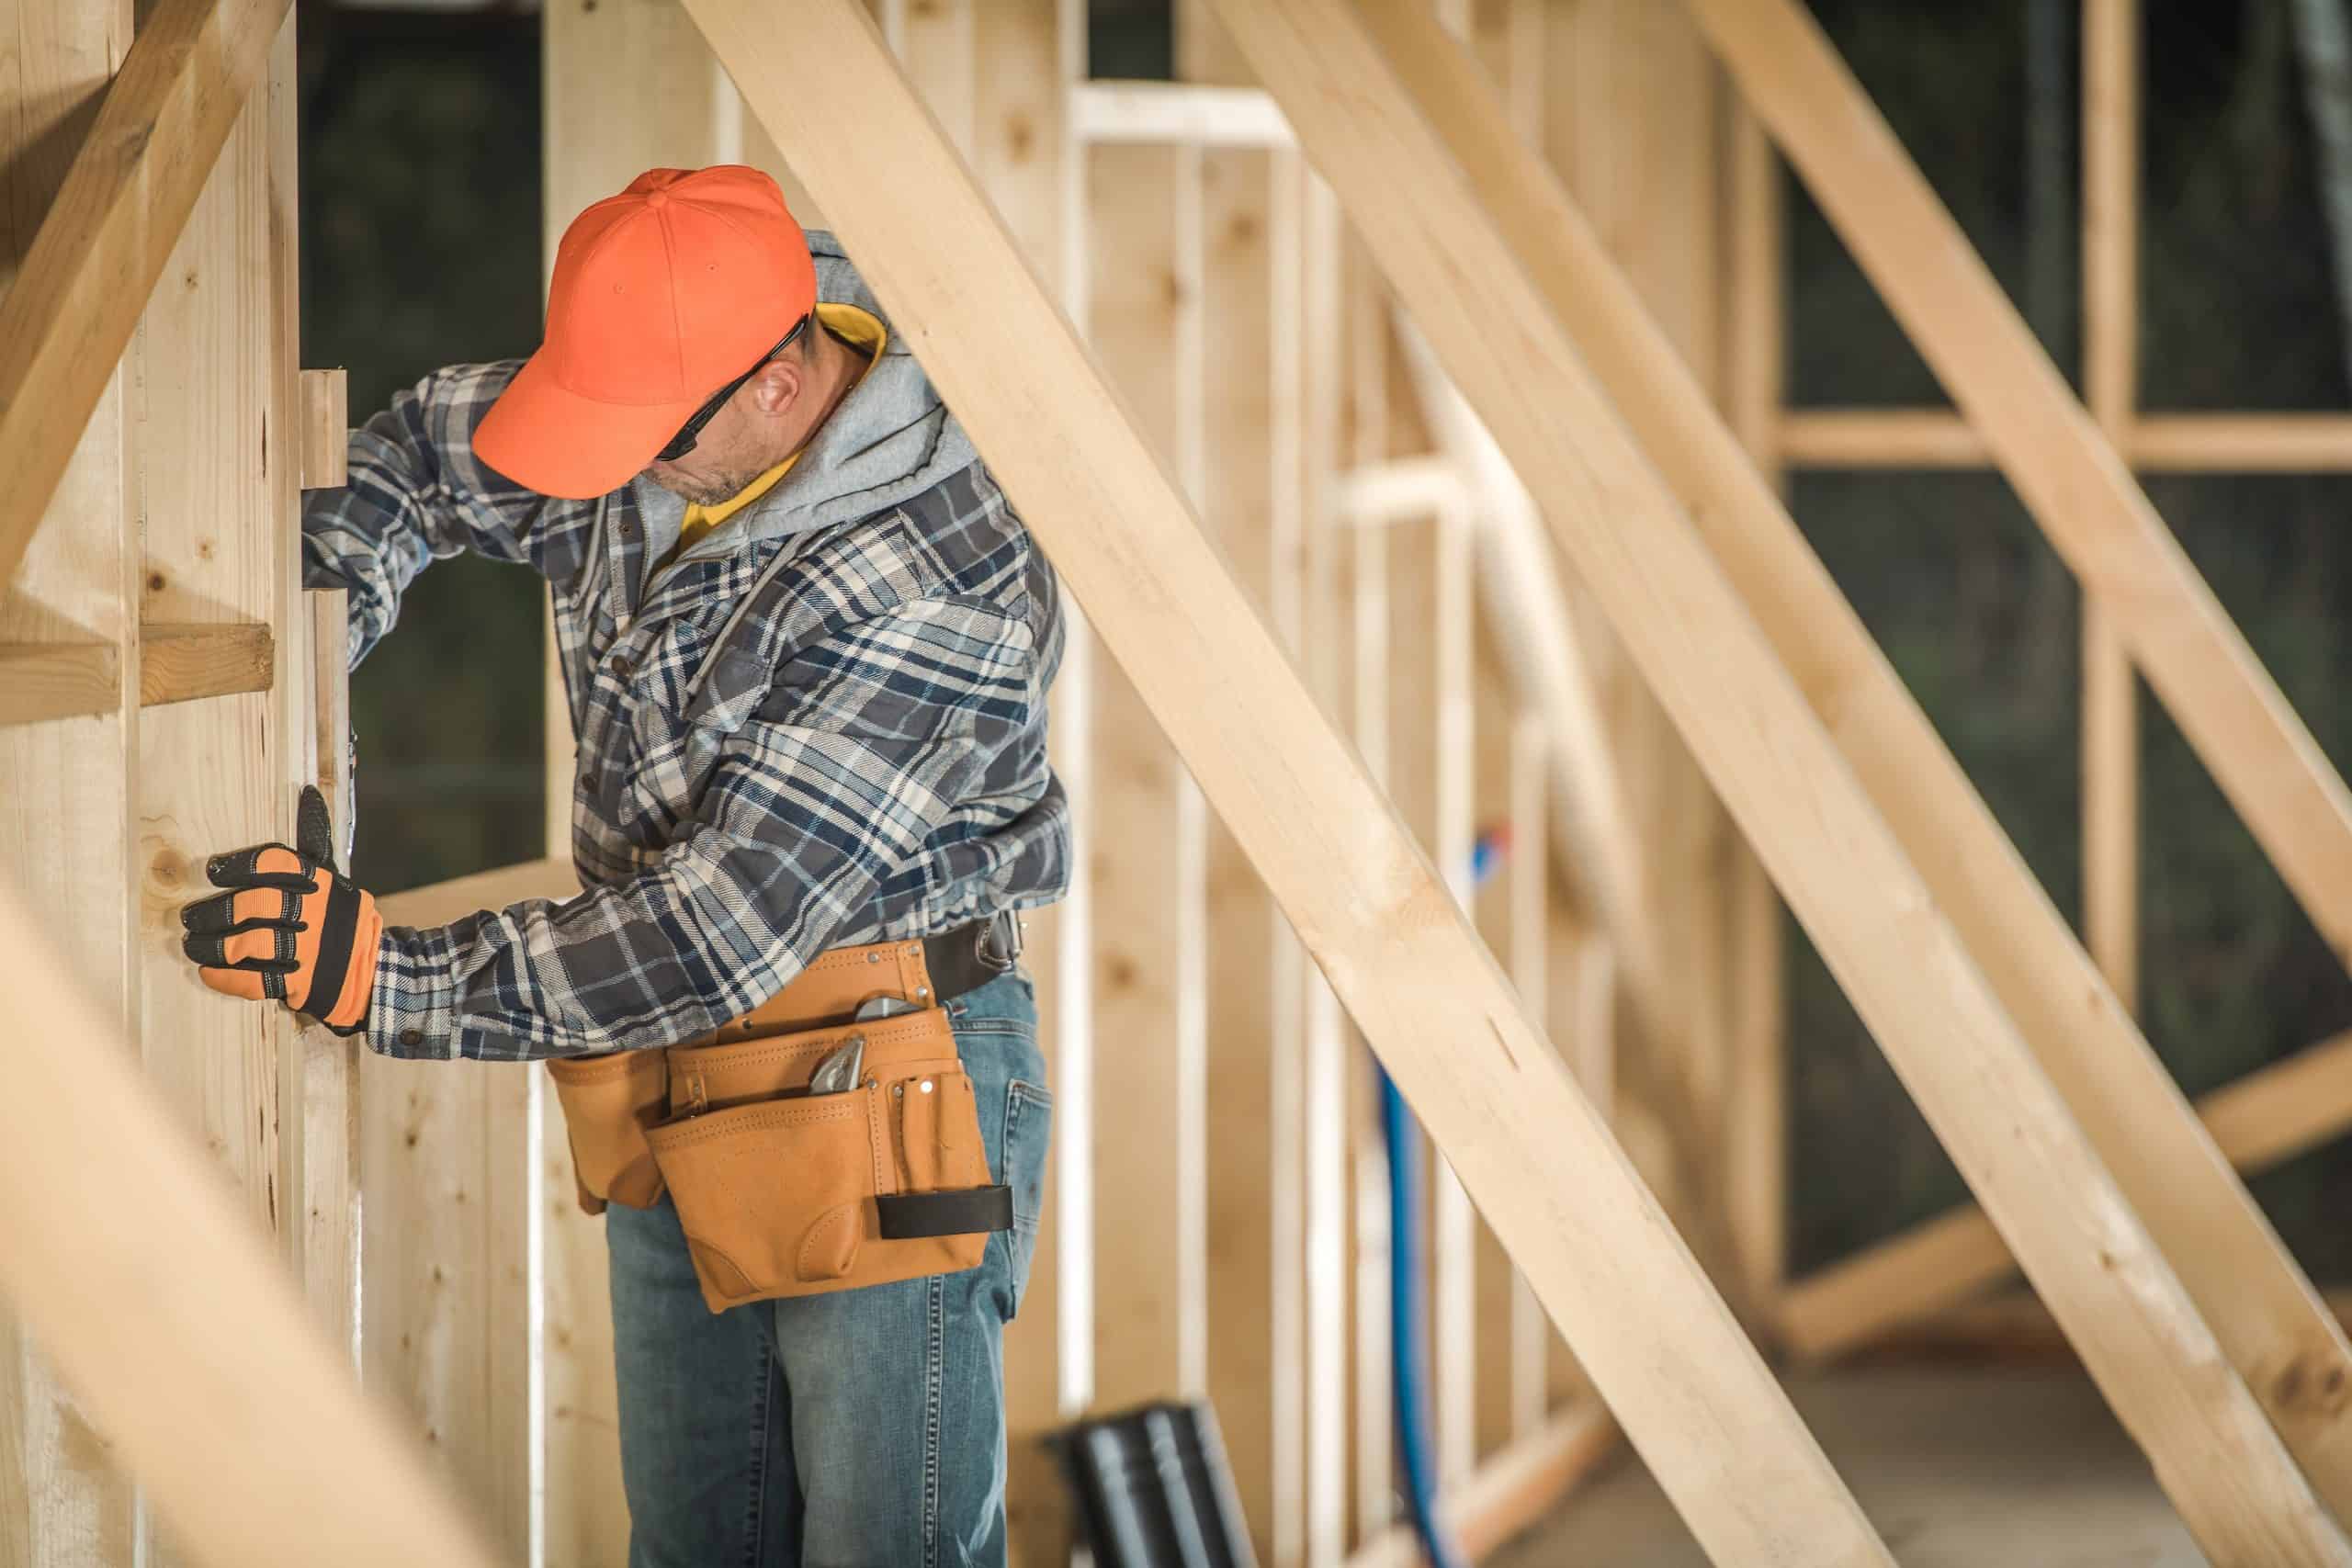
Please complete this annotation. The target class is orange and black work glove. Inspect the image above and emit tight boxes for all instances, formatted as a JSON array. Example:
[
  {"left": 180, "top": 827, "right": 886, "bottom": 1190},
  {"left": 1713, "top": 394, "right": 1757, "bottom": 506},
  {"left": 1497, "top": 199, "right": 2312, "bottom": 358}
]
[{"left": 180, "top": 785, "right": 382, "bottom": 1036}]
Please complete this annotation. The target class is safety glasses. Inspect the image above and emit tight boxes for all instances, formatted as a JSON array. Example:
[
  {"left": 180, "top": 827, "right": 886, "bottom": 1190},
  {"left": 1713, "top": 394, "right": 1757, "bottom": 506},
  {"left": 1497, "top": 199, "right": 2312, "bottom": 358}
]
[{"left": 655, "top": 312, "right": 814, "bottom": 463}]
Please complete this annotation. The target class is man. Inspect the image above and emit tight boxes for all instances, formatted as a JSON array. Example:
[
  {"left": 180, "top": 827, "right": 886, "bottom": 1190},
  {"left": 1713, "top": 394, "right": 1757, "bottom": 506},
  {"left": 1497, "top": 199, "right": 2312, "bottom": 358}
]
[{"left": 175, "top": 165, "right": 1066, "bottom": 1566}]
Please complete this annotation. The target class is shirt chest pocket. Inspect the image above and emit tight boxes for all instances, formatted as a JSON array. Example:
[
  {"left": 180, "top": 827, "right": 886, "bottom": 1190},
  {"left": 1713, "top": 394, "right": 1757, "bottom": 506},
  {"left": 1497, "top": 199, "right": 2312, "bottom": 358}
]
[{"left": 594, "top": 621, "right": 720, "bottom": 837}]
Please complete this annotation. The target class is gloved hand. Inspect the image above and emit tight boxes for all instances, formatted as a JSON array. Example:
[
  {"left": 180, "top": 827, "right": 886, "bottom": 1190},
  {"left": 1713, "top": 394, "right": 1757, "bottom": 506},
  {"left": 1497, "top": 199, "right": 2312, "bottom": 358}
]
[{"left": 179, "top": 785, "right": 381, "bottom": 1036}]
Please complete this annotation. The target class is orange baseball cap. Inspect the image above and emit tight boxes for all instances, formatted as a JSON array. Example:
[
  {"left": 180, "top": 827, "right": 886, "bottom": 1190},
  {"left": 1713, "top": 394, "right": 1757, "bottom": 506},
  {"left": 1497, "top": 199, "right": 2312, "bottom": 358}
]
[{"left": 473, "top": 165, "right": 820, "bottom": 500}]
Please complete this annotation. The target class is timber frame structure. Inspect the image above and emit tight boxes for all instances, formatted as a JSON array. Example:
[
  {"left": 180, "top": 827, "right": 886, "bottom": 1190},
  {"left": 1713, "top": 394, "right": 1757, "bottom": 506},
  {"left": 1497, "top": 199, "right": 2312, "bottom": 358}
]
[{"left": 3, "top": 0, "right": 2350, "bottom": 1562}]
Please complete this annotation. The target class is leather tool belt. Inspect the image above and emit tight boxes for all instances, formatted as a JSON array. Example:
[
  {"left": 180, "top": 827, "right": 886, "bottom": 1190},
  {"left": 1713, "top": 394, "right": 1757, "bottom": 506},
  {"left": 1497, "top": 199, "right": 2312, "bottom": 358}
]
[{"left": 543, "top": 915, "right": 1022, "bottom": 1314}]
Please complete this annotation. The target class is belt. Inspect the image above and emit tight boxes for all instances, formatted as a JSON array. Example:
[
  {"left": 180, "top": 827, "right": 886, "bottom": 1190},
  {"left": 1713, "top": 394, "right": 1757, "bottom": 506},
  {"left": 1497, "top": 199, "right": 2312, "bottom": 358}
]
[{"left": 687, "top": 909, "right": 1024, "bottom": 1047}]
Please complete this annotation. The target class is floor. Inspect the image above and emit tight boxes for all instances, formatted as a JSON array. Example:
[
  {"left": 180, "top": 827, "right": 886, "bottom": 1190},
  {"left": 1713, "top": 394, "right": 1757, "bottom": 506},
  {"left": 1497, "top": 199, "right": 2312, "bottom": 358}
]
[{"left": 1487, "top": 1369, "right": 2206, "bottom": 1566}]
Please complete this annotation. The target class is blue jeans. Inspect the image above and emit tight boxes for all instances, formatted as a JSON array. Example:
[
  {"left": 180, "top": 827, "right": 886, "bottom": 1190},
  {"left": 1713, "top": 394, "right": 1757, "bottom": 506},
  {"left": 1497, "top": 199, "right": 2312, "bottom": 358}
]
[{"left": 606, "top": 971, "right": 1051, "bottom": 1568}]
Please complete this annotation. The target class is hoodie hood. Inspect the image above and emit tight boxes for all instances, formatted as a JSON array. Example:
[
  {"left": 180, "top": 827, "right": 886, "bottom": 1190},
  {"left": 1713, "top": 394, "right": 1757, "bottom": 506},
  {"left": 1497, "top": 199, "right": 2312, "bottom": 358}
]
[{"left": 630, "top": 231, "right": 979, "bottom": 569}]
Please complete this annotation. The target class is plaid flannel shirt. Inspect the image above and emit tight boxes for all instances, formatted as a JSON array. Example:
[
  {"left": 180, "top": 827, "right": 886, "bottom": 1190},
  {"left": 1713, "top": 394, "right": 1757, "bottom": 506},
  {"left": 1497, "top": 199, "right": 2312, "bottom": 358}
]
[{"left": 305, "top": 329, "right": 1069, "bottom": 1061}]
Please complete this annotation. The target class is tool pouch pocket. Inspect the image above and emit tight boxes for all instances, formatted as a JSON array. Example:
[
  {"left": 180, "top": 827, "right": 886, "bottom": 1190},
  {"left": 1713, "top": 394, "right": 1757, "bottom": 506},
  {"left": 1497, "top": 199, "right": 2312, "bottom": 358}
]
[
  {"left": 543, "top": 1050, "right": 670, "bottom": 1215},
  {"left": 644, "top": 1010, "right": 1011, "bottom": 1314}
]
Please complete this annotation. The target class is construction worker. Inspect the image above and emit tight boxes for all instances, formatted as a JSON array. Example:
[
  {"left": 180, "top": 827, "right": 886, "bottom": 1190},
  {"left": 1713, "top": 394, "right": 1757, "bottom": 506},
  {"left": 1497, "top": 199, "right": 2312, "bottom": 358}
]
[{"left": 175, "top": 165, "right": 1066, "bottom": 1566}]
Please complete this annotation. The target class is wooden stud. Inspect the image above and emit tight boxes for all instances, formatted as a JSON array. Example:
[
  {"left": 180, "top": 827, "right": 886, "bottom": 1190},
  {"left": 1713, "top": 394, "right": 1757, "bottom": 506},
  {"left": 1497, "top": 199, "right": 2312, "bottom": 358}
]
[
  {"left": 685, "top": 1, "right": 1892, "bottom": 1561},
  {"left": 1352, "top": 0, "right": 2352, "bottom": 1531},
  {"left": 974, "top": 5, "right": 1083, "bottom": 1562},
  {"left": 1723, "top": 97, "right": 1788, "bottom": 1325},
  {"left": 1288, "top": 152, "right": 1353, "bottom": 1568},
  {"left": 0, "top": 0, "right": 144, "bottom": 1551},
  {"left": 133, "top": 25, "right": 322, "bottom": 1566},
  {"left": 300, "top": 587, "right": 361, "bottom": 1367},
  {"left": 1193, "top": 128, "right": 1307, "bottom": 1567},
  {"left": 1084, "top": 138, "right": 1210, "bottom": 1409},
  {"left": 300, "top": 369, "right": 350, "bottom": 491},
  {"left": 1686, "top": 0, "right": 2352, "bottom": 977},
  {"left": 1346, "top": 254, "right": 1396, "bottom": 1547},
  {"left": 2083, "top": 0, "right": 2141, "bottom": 1015},
  {"left": 1503, "top": 714, "right": 1555, "bottom": 1448},
  {"left": 1782, "top": 1025, "right": 2352, "bottom": 1359},
  {"left": 1226, "top": 0, "right": 2350, "bottom": 1556},
  {"left": 0, "top": 0, "right": 296, "bottom": 597},
  {"left": 1468, "top": 649, "right": 1527, "bottom": 1461}
]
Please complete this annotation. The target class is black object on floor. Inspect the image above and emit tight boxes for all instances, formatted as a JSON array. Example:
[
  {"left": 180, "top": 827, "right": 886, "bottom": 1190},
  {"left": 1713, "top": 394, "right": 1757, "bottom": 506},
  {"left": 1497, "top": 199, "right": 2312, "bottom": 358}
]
[{"left": 1050, "top": 1400, "right": 1259, "bottom": 1568}]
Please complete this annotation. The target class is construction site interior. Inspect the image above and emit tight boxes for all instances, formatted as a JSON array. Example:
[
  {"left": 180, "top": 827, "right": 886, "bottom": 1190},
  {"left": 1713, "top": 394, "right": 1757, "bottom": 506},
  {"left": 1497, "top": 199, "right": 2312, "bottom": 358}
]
[{"left": 4, "top": 0, "right": 2351, "bottom": 1563}]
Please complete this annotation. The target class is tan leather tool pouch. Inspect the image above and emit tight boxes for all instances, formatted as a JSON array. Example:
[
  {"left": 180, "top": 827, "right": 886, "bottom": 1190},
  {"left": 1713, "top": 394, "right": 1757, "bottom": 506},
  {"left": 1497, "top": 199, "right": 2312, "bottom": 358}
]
[
  {"left": 645, "top": 1008, "right": 1011, "bottom": 1314},
  {"left": 543, "top": 1050, "right": 670, "bottom": 1215}
]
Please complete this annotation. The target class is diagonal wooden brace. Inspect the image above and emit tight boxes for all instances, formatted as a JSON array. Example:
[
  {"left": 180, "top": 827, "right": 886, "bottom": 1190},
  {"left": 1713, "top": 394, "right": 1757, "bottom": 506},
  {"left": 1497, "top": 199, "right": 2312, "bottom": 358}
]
[{"left": 0, "top": 0, "right": 296, "bottom": 597}]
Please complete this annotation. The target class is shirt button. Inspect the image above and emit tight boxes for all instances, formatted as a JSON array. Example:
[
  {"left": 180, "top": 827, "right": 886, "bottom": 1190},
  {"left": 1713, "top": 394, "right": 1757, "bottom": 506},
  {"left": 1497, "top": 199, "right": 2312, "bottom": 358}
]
[{"left": 400, "top": 1028, "right": 424, "bottom": 1048}]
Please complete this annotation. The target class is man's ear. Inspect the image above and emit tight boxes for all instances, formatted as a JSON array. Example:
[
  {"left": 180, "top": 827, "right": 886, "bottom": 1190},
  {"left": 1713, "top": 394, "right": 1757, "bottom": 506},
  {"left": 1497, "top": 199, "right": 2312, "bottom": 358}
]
[{"left": 745, "top": 357, "right": 805, "bottom": 417}]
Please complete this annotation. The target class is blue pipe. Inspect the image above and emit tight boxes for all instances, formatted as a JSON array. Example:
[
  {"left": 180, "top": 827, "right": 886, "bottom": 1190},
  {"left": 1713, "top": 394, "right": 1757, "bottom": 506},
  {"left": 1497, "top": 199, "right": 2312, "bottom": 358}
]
[
  {"left": 1381, "top": 1063, "right": 1468, "bottom": 1568},
  {"left": 1379, "top": 826, "right": 1512, "bottom": 1568}
]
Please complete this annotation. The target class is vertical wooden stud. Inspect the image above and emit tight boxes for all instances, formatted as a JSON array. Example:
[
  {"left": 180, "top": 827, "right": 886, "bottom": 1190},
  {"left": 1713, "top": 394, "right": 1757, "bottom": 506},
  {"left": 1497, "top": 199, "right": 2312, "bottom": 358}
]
[
  {"left": 0, "top": 0, "right": 144, "bottom": 1554},
  {"left": 2084, "top": 0, "right": 2140, "bottom": 1011},
  {"left": 1086, "top": 139, "right": 1210, "bottom": 1409}
]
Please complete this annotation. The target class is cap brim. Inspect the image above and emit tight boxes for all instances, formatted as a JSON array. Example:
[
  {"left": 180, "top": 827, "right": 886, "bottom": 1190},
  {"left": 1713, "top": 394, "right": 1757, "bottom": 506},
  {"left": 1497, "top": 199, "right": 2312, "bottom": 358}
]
[{"left": 472, "top": 350, "right": 704, "bottom": 501}]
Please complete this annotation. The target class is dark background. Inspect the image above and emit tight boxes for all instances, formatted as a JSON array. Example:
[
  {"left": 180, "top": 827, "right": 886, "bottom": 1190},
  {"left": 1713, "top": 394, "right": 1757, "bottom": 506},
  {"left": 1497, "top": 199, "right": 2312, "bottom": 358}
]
[{"left": 298, "top": 0, "right": 2352, "bottom": 1278}]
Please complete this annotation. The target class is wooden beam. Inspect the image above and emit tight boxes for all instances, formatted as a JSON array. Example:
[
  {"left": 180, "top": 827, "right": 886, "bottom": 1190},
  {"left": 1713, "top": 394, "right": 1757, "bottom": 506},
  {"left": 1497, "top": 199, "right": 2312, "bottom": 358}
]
[
  {"left": 684, "top": 1, "right": 1892, "bottom": 1562},
  {"left": 300, "top": 368, "right": 350, "bottom": 491},
  {"left": 1341, "top": 1397, "right": 1619, "bottom": 1568},
  {"left": 1070, "top": 82, "right": 1295, "bottom": 149},
  {"left": 1503, "top": 715, "right": 1556, "bottom": 1448},
  {"left": 2132, "top": 413, "right": 2352, "bottom": 470},
  {"left": 1339, "top": 455, "right": 1469, "bottom": 526},
  {"left": 1084, "top": 138, "right": 1210, "bottom": 1410},
  {"left": 301, "top": 588, "right": 361, "bottom": 1368},
  {"left": 1783, "top": 1028, "right": 2352, "bottom": 1359},
  {"left": 1778, "top": 410, "right": 1988, "bottom": 468},
  {"left": 0, "top": 883, "right": 506, "bottom": 1568},
  {"left": 1234, "top": 0, "right": 2350, "bottom": 1557},
  {"left": 1723, "top": 97, "right": 1788, "bottom": 1325},
  {"left": 1288, "top": 152, "right": 1353, "bottom": 1568},
  {"left": 1351, "top": 0, "right": 2352, "bottom": 1529},
  {"left": 376, "top": 858, "right": 579, "bottom": 928},
  {"left": 0, "top": 0, "right": 295, "bottom": 598},
  {"left": 1781, "top": 409, "right": 2352, "bottom": 471},
  {"left": 2083, "top": 0, "right": 2140, "bottom": 1014},
  {"left": 0, "top": 624, "right": 277, "bottom": 726},
  {"left": 140, "top": 621, "right": 274, "bottom": 707},
  {"left": 1346, "top": 254, "right": 1397, "bottom": 1547},
  {"left": 1193, "top": 132, "right": 1306, "bottom": 1568},
  {"left": 973, "top": 6, "right": 1086, "bottom": 1562},
  {"left": 1688, "top": 0, "right": 2352, "bottom": 980},
  {"left": 0, "top": 0, "right": 144, "bottom": 1548},
  {"left": 0, "top": 644, "right": 119, "bottom": 727}
]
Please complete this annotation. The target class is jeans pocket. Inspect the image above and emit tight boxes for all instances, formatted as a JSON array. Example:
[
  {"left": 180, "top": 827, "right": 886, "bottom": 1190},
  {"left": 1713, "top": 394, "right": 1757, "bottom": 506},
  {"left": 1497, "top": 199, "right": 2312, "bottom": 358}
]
[{"left": 1001, "top": 1078, "right": 1054, "bottom": 1319}]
